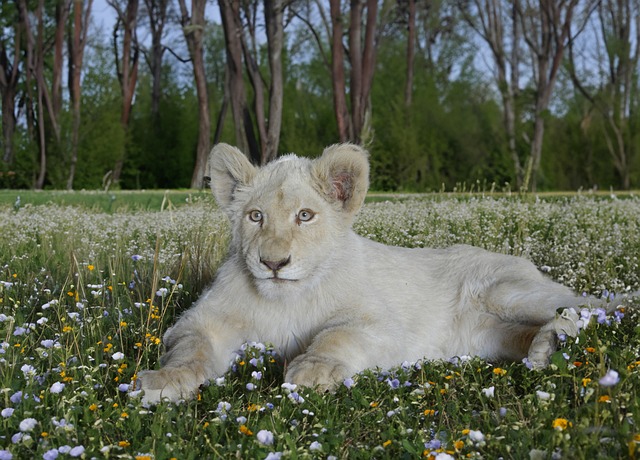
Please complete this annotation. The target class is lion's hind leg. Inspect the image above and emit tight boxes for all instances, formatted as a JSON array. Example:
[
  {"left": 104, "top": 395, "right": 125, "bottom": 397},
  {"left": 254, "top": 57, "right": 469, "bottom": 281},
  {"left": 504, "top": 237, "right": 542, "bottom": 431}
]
[{"left": 480, "top": 272, "right": 590, "bottom": 368}]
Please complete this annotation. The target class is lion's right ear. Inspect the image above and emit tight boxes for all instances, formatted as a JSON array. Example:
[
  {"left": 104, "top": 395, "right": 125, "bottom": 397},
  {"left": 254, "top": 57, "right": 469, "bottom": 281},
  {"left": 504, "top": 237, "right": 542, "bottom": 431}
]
[
  {"left": 207, "top": 143, "right": 257, "bottom": 211},
  {"left": 311, "top": 143, "right": 370, "bottom": 216}
]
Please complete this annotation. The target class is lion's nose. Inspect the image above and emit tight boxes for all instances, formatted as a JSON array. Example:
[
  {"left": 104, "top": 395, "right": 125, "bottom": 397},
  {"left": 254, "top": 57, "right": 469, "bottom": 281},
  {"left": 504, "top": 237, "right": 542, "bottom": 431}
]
[{"left": 260, "top": 256, "right": 291, "bottom": 272}]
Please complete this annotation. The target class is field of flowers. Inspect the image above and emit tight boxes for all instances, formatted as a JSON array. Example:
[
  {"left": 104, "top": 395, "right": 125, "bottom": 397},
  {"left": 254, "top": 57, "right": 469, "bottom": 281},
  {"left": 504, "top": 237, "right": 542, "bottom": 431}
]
[{"left": 1, "top": 193, "right": 640, "bottom": 459}]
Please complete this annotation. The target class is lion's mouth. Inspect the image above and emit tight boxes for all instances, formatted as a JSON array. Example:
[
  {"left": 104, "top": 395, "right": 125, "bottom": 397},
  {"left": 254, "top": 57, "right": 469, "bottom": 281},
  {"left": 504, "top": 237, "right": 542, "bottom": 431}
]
[{"left": 267, "top": 276, "right": 298, "bottom": 283}]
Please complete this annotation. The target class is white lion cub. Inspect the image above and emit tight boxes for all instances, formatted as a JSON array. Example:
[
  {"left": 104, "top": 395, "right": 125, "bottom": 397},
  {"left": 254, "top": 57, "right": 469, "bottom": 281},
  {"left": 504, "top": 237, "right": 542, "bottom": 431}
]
[{"left": 139, "top": 143, "right": 620, "bottom": 403}]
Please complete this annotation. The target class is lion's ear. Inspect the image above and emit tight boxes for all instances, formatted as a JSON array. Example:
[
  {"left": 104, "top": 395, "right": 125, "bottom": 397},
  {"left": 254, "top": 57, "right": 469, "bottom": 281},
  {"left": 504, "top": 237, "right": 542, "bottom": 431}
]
[
  {"left": 207, "top": 143, "right": 257, "bottom": 211},
  {"left": 311, "top": 143, "right": 370, "bottom": 215}
]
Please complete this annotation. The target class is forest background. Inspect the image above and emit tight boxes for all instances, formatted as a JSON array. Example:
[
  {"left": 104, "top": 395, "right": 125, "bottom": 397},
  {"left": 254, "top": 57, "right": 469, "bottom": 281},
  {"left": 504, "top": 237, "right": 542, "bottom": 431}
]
[{"left": 0, "top": 0, "right": 639, "bottom": 193}]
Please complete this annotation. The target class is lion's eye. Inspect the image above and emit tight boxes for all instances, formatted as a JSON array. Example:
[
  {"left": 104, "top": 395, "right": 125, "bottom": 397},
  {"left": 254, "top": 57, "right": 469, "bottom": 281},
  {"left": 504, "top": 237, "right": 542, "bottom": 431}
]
[
  {"left": 248, "top": 210, "right": 263, "bottom": 223},
  {"left": 297, "top": 209, "right": 315, "bottom": 223}
]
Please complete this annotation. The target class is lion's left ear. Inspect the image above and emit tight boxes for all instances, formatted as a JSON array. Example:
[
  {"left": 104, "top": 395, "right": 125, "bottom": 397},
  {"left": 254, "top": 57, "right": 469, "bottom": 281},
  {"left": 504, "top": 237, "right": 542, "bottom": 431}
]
[
  {"left": 311, "top": 143, "right": 370, "bottom": 215},
  {"left": 207, "top": 143, "right": 257, "bottom": 213}
]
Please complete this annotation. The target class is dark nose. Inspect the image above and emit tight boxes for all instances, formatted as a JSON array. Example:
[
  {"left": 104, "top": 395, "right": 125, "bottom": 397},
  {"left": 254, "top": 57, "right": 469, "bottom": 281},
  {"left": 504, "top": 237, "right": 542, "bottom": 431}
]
[{"left": 260, "top": 256, "right": 291, "bottom": 272}]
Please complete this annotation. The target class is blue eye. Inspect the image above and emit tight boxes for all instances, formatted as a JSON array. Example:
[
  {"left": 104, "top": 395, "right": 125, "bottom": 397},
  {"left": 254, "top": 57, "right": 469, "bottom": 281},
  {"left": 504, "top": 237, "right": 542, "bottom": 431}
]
[
  {"left": 249, "top": 210, "right": 263, "bottom": 222},
  {"left": 297, "top": 209, "right": 315, "bottom": 223}
]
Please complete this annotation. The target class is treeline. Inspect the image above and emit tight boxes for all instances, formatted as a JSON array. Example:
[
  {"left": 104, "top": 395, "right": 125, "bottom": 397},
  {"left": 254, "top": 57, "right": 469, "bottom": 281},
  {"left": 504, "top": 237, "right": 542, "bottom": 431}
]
[{"left": 0, "top": 0, "right": 639, "bottom": 191}]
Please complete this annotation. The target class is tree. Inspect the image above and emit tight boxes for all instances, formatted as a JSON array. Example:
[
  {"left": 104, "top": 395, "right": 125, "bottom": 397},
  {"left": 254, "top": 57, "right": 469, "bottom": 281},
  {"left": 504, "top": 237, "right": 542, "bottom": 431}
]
[
  {"left": 329, "top": 0, "right": 380, "bottom": 144},
  {"left": 404, "top": 0, "right": 416, "bottom": 108},
  {"left": 567, "top": 0, "right": 640, "bottom": 189},
  {"left": 517, "top": 0, "right": 596, "bottom": 191},
  {"left": 263, "top": 0, "right": 285, "bottom": 164},
  {"left": 219, "top": 0, "right": 257, "bottom": 160},
  {"left": 219, "top": 0, "right": 288, "bottom": 165},
  {"left": 460, "top": 0, "right": 524, "bottom": 187},
  {"left": 329, "top": 0, "right": 351, "bottom": 141},
  {"left": 0, "top": 4, "right": 21, "bottom": 166},
  {"left": 18, "top": 0, "right": 68, "bottom": 189},
  {"left": 67, "top": 0, "right": 93, "bottom": 189},
  {"left": 142, "top": 0, "right": 169, "bottom": 118},
  {"left": 108, "top": 0, "right": 140, "bottom": 184},
  {"left": 177, "top": 0, "right": 211, "bottom": 188}
]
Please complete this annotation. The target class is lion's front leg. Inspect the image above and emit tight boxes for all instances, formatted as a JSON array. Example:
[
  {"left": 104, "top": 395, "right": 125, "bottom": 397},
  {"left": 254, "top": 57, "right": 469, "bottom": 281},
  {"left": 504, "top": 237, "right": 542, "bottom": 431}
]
[
  {"left": 284, "top": 325, "right": 379, "bottom": 391},
  {"left": 138, "top": 311, "right": 242, "bottom": 404}
]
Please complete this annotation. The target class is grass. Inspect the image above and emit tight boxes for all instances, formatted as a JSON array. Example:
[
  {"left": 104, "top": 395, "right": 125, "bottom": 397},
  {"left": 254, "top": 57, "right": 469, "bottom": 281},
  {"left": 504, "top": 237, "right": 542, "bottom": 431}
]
[
  {"left": 0, "top": 190, "right": 215, "bottom": 212},
  {"left": 1, "top": 193, "right": 640, "bottom": 459}
]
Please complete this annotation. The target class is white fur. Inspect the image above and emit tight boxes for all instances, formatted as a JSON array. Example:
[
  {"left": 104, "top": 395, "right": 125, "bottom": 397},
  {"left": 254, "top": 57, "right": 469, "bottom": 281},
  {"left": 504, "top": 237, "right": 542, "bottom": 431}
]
[{"left": 138, "top": 143, "right": 622, "bottom": 403}]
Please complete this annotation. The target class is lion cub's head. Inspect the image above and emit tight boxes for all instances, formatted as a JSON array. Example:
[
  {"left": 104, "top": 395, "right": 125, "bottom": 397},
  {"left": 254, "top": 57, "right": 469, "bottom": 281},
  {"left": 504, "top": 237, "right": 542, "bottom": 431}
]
[{"left": 207, "top": 143, "right": 369, "bottom": 299}]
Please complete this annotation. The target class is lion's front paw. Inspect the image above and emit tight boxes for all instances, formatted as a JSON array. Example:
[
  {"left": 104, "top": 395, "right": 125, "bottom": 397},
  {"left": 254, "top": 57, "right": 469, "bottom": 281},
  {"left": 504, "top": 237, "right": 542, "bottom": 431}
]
[
  {"left": 138, "top": 368, "right": 202, "bottom": 404},
  {"left": 285, "top": 355, "right": 350, "bottom": 392}
]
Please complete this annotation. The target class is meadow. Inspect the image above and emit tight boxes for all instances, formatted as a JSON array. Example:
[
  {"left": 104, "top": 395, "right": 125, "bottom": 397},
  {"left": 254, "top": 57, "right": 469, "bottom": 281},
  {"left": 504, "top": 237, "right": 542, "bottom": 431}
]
[{"left": 1, "top": 192, "right": 640, "bottom": 459}]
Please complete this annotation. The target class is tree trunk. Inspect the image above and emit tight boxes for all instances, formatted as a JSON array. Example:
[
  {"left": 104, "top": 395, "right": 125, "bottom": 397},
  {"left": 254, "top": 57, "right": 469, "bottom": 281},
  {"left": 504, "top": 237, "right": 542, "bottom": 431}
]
[
  {"left": 263, "top": 0, "right": 285, "bottom": 164},
  {"left": 567, "top": 0, "right": 639, "bottom": 190},
  {"left": 19, "top": 0, "right": 48, "bottom": 188},
  {"left": 460, "top": 0, "right": 523, "bottom": 188},
  {"left": 67, "top": 0, "right": 93, "bottom": 190},
  {"left": 404, "top": 0, "right": 415, "bottom": 108},
  {"left": 143, "top": 0, "right": 168, "bottom": 118},
  {"left": 0, "top": 17, "right": 21, "bottom": 165},
  {"left": 329, "top": 0, "right": 350, "bottom": 142},
  {"left": 110, "top": 0, "right": 140, "bottom": 184},
  {"left": 219, "top": 0, "right": 258, "bottom": 161},
  {"left": 53, "top": 0, "right": 71, "bottom": 139},
  {"left": 177, "top": 0, "right": 211, "bottom": 189},
  {"left": 239, "top": 9, "right": 268, "bottom": 161},
  {"left": 518, "top": 0, "right": 585, "bottom": 191}
]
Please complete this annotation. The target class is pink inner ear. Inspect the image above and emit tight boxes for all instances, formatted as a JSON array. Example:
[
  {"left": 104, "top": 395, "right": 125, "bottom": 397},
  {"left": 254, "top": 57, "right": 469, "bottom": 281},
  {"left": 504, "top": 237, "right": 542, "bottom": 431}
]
[{"left": 331, "top": 172, "right": 353, "bottom": 202}]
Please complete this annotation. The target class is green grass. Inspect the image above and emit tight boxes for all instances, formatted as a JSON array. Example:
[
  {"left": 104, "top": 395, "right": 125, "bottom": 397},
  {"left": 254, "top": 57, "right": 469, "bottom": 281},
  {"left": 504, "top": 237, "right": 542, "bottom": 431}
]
[
  {"left": 0, "top": 190, "right": 215, "bottom": 212},
  {"left": 1, "top": 193, "right": 640, "bottom": 459}
]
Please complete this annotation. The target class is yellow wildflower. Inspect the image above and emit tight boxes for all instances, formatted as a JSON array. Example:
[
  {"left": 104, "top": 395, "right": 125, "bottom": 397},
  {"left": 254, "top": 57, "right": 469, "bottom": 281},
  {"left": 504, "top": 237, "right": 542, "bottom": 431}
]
[
  {"left": 118, "top": 440, "right": 130, "bottom": 448},
  {"left": 89, "top": 404, "right": 98, "bottom": 411},
  {"left": 87, "top": 264, "right": 95, "bottom": 271},
  {"left": 423, "top": 409, "right": 436, "bottom": 416},
  {"left": 552, "top": 418, "right": 571, "bottom": 431},
  {"left": 383, "top": 440, "right": 392, "bottom": 448},
  {"left": 492, "top": 367, "right": 507, "bottom": 376},
  {"left": 582, "top": 378, "right": 592, "bottom": 387},
  {"left": 598, "top": 395, "right": 611, "bottom": 403},
  {"left": 239, "top": 424, "right": 253, "bottom": 436}
]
